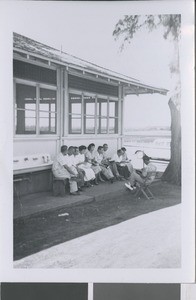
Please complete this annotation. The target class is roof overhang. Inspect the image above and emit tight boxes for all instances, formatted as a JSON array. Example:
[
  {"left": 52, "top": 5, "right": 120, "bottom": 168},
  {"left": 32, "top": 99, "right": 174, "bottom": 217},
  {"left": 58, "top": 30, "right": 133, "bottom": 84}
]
[
  {"left": 123, "top": 84, "right": 168, "bottom": 96},
  {"left": 13, "top": 33, "right": 169, "bottom": 96}
]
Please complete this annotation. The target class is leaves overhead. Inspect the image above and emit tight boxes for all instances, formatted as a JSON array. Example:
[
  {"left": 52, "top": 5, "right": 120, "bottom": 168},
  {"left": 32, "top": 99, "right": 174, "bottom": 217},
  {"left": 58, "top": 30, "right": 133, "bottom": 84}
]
[{"left": 113, "top": 14, "right": 181, "bottom": 49}]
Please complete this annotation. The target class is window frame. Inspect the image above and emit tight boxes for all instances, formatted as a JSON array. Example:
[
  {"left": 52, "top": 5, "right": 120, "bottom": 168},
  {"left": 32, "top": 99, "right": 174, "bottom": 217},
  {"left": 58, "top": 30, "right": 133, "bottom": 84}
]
[
  {"left": 68, "top": 89, "right": 119, "bottom": 135},
  {"left": 14, "top": 78, "right": 58, "bottom": 137}
]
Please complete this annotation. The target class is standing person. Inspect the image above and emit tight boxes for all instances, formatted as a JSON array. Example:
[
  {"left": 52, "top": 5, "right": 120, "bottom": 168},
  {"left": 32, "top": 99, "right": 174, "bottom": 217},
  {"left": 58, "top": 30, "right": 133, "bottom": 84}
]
[
  {"left": 85, "top": 143, "right": 102, "bottom": 185},
  {"left": 96, "top": 146, "right": 115, "bottom": 183},
  {"left": 125, "top": 154, "right": 157, "bottom": 190},
  {"left": 74, "top": 146, "right": 95, "bottom": 187},
  {"left": 52, "top": 145, "right": 80, "bottom": 196}
]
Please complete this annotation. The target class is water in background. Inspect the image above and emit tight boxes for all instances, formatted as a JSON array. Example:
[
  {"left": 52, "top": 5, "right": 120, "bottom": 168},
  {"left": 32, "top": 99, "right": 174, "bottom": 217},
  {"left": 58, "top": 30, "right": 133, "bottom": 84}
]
[{"left": 124, "top": 130, "right": 171, "bottom": 172}]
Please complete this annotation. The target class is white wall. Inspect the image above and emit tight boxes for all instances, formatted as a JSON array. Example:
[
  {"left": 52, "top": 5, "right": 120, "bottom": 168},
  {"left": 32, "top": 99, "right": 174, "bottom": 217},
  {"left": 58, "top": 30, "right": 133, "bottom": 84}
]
[{"left": 13, "top": 138, "right": 59, "bottom": 160}]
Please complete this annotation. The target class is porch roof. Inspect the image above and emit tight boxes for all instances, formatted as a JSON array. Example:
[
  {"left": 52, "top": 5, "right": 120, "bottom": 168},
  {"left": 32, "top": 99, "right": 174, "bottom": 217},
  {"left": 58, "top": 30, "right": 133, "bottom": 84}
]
[{"left": 13, "top": 33, "right": 168, "bottom": 96}]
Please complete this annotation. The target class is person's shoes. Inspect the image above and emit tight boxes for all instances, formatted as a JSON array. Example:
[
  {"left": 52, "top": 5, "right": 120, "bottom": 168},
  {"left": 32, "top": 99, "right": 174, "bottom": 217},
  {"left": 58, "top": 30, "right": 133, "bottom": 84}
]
[
  {"left": 99, "top": 177, "right": 105, "bottom": 182},
  {"left": 70, "top": 191, "right": 81, "bottom": 196},
  {"left": 118, "top": 176, "right": 125, "bottom": 181},
  {"left": 110, "top": 178, "right": 114, "bottom": 184},
  {"left": 125, "top": 183, "right": 134, "bottom": 191},
  {"left": 94, "top": 179, "right": 99, "bottom": 185}
]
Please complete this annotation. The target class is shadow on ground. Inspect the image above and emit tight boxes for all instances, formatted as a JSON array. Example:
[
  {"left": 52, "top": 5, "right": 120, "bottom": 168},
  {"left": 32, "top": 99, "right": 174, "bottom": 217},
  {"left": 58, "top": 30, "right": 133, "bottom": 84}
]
[{"left": 14, "top": 181, "right": 181, "bottom": 261}]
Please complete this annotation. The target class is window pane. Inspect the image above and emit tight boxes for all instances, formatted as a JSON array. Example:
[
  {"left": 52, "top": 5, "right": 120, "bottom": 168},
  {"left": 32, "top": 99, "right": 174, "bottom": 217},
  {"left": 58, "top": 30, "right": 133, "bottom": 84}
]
[
  {"left": 51, "top": 103, "right": 56, "bottom": 112},
  {"left": 97, "top": 99, "right": 107, "bottom": 117},
  {"left": 70, "top": 118, "right": 82, "bottom": 134},
  {"left": 85, "top": 102, "right": 95, "bottom": 116},
  {"left": 40, "top": 118, "right": 49, "bottom": 132},
  {"left": 25, "top": 117, "right": 36, "bottom": 133},
  {"left": 109, "top": 101, "right": 117, "bottom": 117},
  {"left": 85, "top": 118, "right": 95, "bottom": 134},
  {"left": 100, "top": 118, "right": 107, "bottom": 134},
  {"left": 109, "top": 118, "right": 115, "bottom": 133},
  {"left": 15, "top": 84, "right": 36, "bottom": 134},
  {"left": 101, "top": 102, "right": 107, "bottom": 117},
  {"left": 84, "top": 96, "right": 95, "bottom": 116},
  {"left": 72, "top": 103, "right": 81, "bottom": 114},
  {"left": 50, "top": 118, "right": 56, "bottom": 133},
  {"left": 39, "top": 88, "right": 57, "bottom": 134},
  {"left": 39, "top": 103, "right": 49, "bottom": 112},
  {"left": 69, "top": 94, "right": 82, "bottom": 133}
]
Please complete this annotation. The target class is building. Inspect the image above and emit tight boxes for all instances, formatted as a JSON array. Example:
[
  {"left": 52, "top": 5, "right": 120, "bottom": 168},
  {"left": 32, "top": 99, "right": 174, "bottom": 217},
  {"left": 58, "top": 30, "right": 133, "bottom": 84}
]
[{"left": 13, "top": 32, "right": 168, "bottom": 194}]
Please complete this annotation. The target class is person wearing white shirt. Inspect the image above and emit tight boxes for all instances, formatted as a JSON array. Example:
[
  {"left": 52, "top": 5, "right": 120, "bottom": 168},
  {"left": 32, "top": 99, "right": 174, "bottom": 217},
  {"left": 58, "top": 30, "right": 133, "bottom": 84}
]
[
  {"left": 67, "top": 146, "right": 84, "bottom": 190},
  {"left": 85, "top": 143, "right": 102, "bottom": 185},
  {"left": 52, "top": 145, "right": 79, "bottom": 195},
  {"left": 109, "top": 149, "right": 125, "bottom": 180},
  {"left": 121, "top": 147, "right": 134, "bottom": 174},
  {"left": 73, "top": 146, "right": 95, "bottom": 187},
  {"left": 125, "top": 154, "right": 157, "bottom": 191},
  {"left": 96, "top": 146, "right": 114, "bottom": 183}
]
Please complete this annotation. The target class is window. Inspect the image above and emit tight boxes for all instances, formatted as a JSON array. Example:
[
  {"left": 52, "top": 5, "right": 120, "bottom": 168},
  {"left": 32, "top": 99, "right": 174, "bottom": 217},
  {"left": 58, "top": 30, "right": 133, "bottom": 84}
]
[
  {"left": 84, "top": 96, "right": 96, "bottom": 134},
  {"left": 39, "top": 88, "right": 57, "bottom": 134},
  {"left": 69, "top": 93, "right": 118, "bottom": 134},
  {"left": 15, "top": 84, "right": 36, "bottom": 134},
  {"left": 109, "top": 101, "right": 118, "bottom": 134},
  {"left": 69, "top": 94, "right": 82, "bottom": 134},
  {"left": 15, "top": 83, "right": 57, "bottom": 135},
  {"left": 97, "top": 98, "right": 107, "bottom": 134}
]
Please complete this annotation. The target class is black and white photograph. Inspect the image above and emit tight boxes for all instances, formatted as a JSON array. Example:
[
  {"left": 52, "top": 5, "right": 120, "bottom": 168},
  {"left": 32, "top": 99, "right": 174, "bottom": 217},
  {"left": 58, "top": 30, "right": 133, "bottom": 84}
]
[{"left": 0, "top": 0, "right": 194, "bottom": 283}]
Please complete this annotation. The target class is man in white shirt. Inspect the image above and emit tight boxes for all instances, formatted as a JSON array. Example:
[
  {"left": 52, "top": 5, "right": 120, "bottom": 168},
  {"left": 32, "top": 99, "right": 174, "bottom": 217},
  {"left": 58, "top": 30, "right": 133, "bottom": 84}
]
[
  {"left": 125, "top": 154, "right": 157, "bottom": 190},
  {"left": 52, "top": 145, "right": 80, "bottom": 195},
  {"left": 72, "top": 146, "right": 85, "bottom": 189},
  {"left": 121, "top": 147, "right": 134, "bottom": 174},
  {"left": 110, "top": 149, "right": 125, "bottom": 180}
]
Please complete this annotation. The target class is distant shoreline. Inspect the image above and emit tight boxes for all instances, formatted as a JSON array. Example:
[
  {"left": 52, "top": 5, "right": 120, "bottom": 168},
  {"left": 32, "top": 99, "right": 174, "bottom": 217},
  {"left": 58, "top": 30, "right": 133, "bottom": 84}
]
[{"left": 124, "top": 130, "right": 171, "bottom": 137}]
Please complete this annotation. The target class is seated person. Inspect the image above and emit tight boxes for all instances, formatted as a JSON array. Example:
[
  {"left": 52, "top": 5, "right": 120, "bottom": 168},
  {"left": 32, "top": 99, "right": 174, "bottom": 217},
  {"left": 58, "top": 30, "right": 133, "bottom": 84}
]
[
  {"left": 52, "top": 145, "right": 80, "bottom": 196},
  {"left": 96, "top": 146, "right": 115, "bottom": 183},
  {"left": 66, "top": 146, "right": 85, "bottom": 190},
  {"left": 85, "top": 143, "right": 102, "bottom": 185},
  {"left": 125, "top": 154, "right": 157, "bottom": 191},
  {"left": 109, "top": 149, "right": 127, "bottom": 180},
  {"left": 121, "top": 147, "right": 134, "bottom": 174},
  {"left": 74, "top": 145, "right": 95, "bottom": 187},
  {"left": 102, "top": 143, "right": 112, "bottom": 166}
]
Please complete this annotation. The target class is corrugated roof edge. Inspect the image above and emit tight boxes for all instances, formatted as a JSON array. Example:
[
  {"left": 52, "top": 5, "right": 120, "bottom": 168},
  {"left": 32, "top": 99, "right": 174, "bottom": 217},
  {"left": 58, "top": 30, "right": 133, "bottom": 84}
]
[{"left": 13, "top": 32, "right": 168, "bottom": 94}]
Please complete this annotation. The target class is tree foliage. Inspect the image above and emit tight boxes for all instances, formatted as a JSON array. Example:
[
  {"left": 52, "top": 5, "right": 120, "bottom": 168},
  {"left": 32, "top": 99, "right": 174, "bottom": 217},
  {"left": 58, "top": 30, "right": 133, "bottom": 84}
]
[
  {"left": 113, "top": 14, "right": 181, "bottom": 45},
  {"left": 113, "top": 15, "right": 182, "bottom": 185}
]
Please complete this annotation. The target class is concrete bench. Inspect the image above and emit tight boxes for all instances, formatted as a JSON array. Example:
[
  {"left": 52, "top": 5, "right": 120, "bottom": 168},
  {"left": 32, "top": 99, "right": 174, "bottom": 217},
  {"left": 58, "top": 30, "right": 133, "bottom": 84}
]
[{"left": 52, "top": 177, "right": 69, "bottom": 197}]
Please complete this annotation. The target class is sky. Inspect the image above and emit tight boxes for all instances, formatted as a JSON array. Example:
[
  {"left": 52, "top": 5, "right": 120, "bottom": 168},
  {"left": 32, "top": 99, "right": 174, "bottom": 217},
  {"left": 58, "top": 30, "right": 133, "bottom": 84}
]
[{"left": 0, "top": 1, "right": 181, "bottom": 129}]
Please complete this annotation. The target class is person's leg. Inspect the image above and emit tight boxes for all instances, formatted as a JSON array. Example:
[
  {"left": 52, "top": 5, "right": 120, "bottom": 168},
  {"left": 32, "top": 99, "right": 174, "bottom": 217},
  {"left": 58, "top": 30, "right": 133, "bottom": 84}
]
[
  {"left": 110, "top": 162, "right": 120, "bottom": 177},
  {"left": 126, "top": 162, "right": 134, "bottom": 174},
  {"left": 77, "top": 169, "right": 85, "bottom": 188},
  {"left": 101, "top": 166, "right": 114, "bottom": 180},
  {"left": 69, "top": 179, "right": 78, "bottom": 193},
  {"left": 130, "top": 171, "right": 144, "bottom": 186}
]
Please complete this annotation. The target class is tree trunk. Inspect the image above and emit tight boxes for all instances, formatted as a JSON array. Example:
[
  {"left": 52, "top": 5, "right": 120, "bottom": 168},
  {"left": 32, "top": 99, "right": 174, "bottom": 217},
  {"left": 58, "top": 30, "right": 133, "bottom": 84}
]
[{"left": 162, "top": 97, "right": 181, "bottom": 185}]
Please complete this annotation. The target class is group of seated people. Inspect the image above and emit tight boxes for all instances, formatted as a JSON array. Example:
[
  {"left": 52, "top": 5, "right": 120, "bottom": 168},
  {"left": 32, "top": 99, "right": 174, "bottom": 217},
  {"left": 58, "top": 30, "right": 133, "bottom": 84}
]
[{"left": 52, "top": 143, "right": 156, "bottom": 196}]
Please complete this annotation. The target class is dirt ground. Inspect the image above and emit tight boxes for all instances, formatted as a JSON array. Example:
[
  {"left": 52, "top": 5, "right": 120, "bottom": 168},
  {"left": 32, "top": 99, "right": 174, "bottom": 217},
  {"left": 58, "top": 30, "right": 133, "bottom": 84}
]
[{"left": 14, "top": 181, "right": 181, "bottom": 264}]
